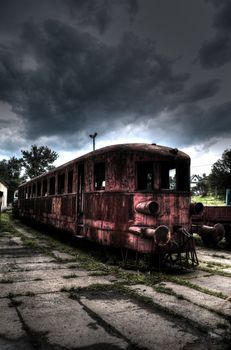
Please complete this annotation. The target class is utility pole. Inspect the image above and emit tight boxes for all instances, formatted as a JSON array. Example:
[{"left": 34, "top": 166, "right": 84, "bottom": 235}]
[{"left": 89, "top": 132, "right": 97, "bottom": 151}]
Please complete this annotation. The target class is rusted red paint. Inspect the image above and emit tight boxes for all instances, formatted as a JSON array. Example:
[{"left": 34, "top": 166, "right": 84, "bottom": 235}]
[
  {"left": 17, "top": 143, "right": 196, "bottom": 257},
  {"left": 192, "top": 205, "right": 231, "bottom": 244}
]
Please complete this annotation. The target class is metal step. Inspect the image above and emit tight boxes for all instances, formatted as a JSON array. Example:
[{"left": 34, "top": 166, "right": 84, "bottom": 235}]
[{"left": 74, "top": 234, "right": 86, "bottom": 239}]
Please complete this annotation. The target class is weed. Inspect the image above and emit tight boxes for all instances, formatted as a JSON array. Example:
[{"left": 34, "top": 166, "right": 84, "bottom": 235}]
[
  {"left": 8, "top": 292, "right": 17, "bottom": 298},
  {"left": 62, "top": 274, "right": 78, "bottom": 279},
  {"left": 211, "top": 254, "right": 226, "bottom": 259},
  {"left": 216, "top": 323, "right": 229, "bottom": 330},
  {"left": 89, "top": 271, "right": 109, "bottom": 276},
  {"left": 163, "top": 275, "right": 227, "bottom": 299},
  {"left": 0, "top": 278, "right": 13, "bottom": 283}
]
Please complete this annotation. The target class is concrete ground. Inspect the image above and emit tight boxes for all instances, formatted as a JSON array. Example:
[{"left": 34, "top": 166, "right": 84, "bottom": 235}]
[{"left": 0, "top": 215, "right": 231, "bottom": 349}]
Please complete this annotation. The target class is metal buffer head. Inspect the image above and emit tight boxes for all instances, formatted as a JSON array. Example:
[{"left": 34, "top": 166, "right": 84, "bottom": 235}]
[
  {"left": 199, "top": 223, "right": 225, "bottom": 246},
  {"left": 190, "top": 202, "right": 204, "bottom": 215},
  {"left": 135, "top": 200, "right": 159, "bottom": 216}
]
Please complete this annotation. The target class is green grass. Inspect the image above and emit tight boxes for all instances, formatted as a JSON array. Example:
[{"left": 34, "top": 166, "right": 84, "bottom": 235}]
[{"left": 192, "top": 195, "right": 225, "bottom": 206}]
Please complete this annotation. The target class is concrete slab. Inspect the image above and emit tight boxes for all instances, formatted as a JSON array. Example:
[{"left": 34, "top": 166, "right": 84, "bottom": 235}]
[
  {"left": 0, "top": 248, "right": 33, "bottom": 256},
  {"left": 15, "top": 293, "right": 128, "bottom": 349},
  {"left": 8, "top": 237, "right": 24, "bottom": 246},
  {"left": 80, "top": 296, "right": 199, "bottom": 350},
  {"left": 0, "top": 261, "right": 67, "bottom": 273},
  {"left": 0, "top": 237, "right": 12, "bottom": 244},
  {"left": 189, "top": 274, "right": 231, "bottom": 295},
  {"left": 0, "top": 232, "right": 13, "bottom": 237},
  {"left": 0, "top": 276, "right": 112, "bottom": 298},
  {"left": 51, "top": 250, "right": 75, "bottom": 261},
  {"left": 0, "top": 298, "right": 25, "bottom": 339},
  {"left": 4, "top": 251, "right": 55, "bottom": 264},
  {"left": 0, "top": 267, "right": 92, "bottom": 282},
  {"left": 130, "top": 284, "right": 230, "bottom": 337},
  {"left": 197, "top": 249, "right": 231, "bottom": 267},
  {"left": 155, "top": 281, "right": 231, "bottom": 317},
  {"left": 197, "top": 247, "right": 231, "bottom": 258}
]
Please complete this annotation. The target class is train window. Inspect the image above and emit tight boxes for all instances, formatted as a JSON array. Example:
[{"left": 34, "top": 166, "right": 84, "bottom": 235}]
[
  {"left": 42, "top": 179, "right": 48, "bottom": 196},
  {"left": 177, "top": 163, "right": 190, "bottom": 191},
  {"left": 161, "top": 163, "right": 176, "bottom": 190},
  {"left": 49, "top": 177, "right": 55, "bottom": 195},
  {"left": 32, "top": 184, "right": 36, "bottom": 197},
  {"left": 58, "top": 174, "right": 65, "bottom": 194},
  {"left": 68, "top": 170, "right": 73, "bottom": 193},
  {"left": 137, "top": 162, "right": 153, "bottom": 190},
  {"left": 37, "top": 182, "right": 41, "bottom": 196},
  {"left": 94, "top": 163, "right": 105, "bottom": 190}
]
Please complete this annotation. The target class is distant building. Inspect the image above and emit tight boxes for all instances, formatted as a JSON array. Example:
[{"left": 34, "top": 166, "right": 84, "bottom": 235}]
[{"left": 0, "top": 180, "right": 8, "bottom": 211}]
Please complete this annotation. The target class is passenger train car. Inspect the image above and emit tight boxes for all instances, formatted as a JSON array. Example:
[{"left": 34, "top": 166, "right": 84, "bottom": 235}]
[{"left": 16, "top": 143, "right": 201, "bottom": 266}]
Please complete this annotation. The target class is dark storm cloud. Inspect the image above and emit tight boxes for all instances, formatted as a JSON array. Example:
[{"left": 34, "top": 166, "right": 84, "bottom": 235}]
[
  {"left": 66, "top": 0, "right": 138, "bottom": 33},
  {"left": 198, "top": 0, "right": 231, "bottom": 68},
  {"left": 169, "top": 100, "right": 231, "bottom": 146},
  {"left": 0, "top": 19, "right": 190, "bottom": 147},
  {"left": 182, "top": 79, "right": 221, "bottom": 103}
]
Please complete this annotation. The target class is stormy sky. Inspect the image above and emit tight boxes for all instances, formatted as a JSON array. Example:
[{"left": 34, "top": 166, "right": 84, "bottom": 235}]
[{"left": 0, "top": 0, "right": 230, "bottom": 175}]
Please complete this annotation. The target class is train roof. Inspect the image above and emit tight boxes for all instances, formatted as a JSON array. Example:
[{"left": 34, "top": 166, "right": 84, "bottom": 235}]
[{"left": 19, "top": 143, "right": 190, "bottom": 187}]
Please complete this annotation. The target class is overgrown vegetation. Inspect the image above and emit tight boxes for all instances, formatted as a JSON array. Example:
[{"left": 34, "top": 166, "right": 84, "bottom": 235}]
[
  {"left": 191, "top": 148, "right": 231, "bottom": 201},
  {"left": 192, "top": 195, "right": 225, "bottom": 206}
]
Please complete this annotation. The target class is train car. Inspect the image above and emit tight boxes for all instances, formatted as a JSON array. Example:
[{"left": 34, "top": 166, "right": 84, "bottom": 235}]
[
  {"left": 192, "top": 206, "right": 231, "bottom": 246},
  {"left": 17, "top": 143, "right": 201, "bottom": 266}
]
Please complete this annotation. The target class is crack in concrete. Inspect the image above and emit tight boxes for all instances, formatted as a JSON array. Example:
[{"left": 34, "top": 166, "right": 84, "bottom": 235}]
[
  {"left": 8, "top": 295, "right": 54, "bottom": 350},
  {"left": 76, "top": 296, "right": 148, "bottom": 350}
]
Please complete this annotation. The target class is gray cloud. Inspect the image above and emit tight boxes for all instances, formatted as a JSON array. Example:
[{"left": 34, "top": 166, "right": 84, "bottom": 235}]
[
  {"left": 182, "top": 79, "right": 220, "bottom": 103},
  {"left": 66, "top": 0, "right": 138, "bottom": 33},
  {"left": 0, "top": 0, "right": 230, "bottom": 160},
  {"left": 0, "top": 19, "right": 190, "bottom": 148},
  {"left": 168, "top": 100, "right": 231, "bottom": 146},
  {"left": 198, "top": 0, "right": 231, "bottom": 68}
]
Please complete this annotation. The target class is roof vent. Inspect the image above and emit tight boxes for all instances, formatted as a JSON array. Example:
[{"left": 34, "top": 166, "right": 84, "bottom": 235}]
[{"left": 170, "top": 148, "right": 178, "bottom": 154}]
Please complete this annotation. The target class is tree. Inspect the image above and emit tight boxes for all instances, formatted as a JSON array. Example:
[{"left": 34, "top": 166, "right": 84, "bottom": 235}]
[
  {"left": 209, "top": 149, "right": 231, "bottom": 198},
  {"left": 0, "top": 157, "right": 23, "bottom": 203},
  {"left": 21, "top": 145, "right": 58, "bottom": 179}
]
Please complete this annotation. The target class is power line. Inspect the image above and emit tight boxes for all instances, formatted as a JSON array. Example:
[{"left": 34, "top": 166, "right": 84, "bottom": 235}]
[{"left": 191, "top": 164, "right": 212, "bottom": 168}]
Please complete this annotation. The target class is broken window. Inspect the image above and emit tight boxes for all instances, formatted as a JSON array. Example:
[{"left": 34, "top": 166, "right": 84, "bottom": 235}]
[
  {"left": 137, "top": 162, "right": 153, "bottom": 190},
  {"left": 49, "top": 177, "right": 55, "bottom": 195},
  {"left": 58, "top": 174, "right": 65, "bottom": 194},
  {"left": 68, "top": 170, "right": 73, "bottom": 193},
  {"left": 94, "top": 163, "right": 105, "bottom": 190},
  {"left": 42, "top": 179, "right": 48, "bottom": 196}
]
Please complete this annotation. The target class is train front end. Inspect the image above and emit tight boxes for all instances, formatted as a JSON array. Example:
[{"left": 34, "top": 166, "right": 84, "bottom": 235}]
[{"left": 117, "top": 144, "right": 201, "bottom": 265}]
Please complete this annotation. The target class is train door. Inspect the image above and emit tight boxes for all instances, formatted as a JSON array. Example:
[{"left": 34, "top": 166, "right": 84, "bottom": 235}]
[{"left": 76, "top": 163, "right": 84, "bottom": 236}]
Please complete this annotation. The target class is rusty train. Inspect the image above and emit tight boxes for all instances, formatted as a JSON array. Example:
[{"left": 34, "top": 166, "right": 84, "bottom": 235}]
[{"left": 16, "top": 143, "right": 203, "bottom": 266}]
